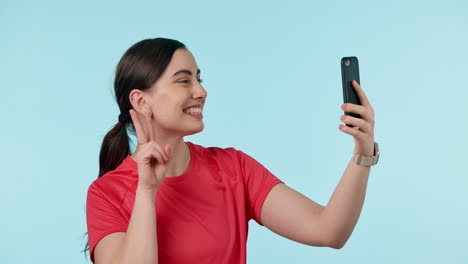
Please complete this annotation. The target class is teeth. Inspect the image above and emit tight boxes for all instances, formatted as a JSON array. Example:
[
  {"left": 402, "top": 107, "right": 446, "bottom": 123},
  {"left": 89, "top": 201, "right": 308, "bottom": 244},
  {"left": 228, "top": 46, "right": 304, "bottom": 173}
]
[{"left": 185, "top": 107, "right": 202, "bottom": 114}]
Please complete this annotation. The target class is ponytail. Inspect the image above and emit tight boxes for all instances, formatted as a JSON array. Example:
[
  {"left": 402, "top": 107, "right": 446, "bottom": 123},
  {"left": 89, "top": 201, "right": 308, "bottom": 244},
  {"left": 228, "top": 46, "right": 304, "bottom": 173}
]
[
  {"left": 84, "top": 119, "right": 131, "bottom": 256},
  {"left": 98, "top": 121, "right": 130, "bottom": 178}
]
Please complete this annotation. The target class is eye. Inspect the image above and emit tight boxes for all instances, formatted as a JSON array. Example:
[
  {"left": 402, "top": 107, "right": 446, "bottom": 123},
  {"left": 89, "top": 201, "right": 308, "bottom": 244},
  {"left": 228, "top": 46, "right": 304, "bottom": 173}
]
[{"left": 177, "top": 79, "right": 203, "bottom": 84}]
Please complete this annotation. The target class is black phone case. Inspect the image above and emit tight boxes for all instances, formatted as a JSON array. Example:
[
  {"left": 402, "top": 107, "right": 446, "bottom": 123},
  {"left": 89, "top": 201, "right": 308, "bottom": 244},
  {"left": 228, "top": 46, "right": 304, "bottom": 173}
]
[{"left": 341, "top": 56, "right": 362, "bottom": 126}]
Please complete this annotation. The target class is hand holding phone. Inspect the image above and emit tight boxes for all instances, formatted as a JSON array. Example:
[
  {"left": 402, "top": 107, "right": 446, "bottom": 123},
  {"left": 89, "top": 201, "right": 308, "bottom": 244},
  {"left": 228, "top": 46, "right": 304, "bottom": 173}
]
[
  {"left": 338, "top": 56, "right": 377, "bottom": 158},
  {"left": 341, "top": 56, "right": 361, "bottom": 126}
]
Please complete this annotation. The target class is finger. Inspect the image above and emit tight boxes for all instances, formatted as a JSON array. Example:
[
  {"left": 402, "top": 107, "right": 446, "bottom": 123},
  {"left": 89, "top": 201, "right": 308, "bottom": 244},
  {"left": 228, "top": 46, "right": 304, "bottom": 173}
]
[
  {"left": 352, "top": 80, "right": 372, "bottom": 108},
  {"left": 141, "top": 147, "right": 164, "bottom": 165},
  {"left": 165, "top": 144, "right": 172, "bottom": 161},
  {"left": 341, "top": 103, "right": 373, "bottom": 122},
  {"left": 150, "top": 148, "right": 165, "bottom": 164},
  {"left": 151, "top": 143, "right": 169, "bottom": 162},
  {"left": 129, "top": 109, "right": 148, "bottom": 144},
  {"left": 145, "top": 111, "right": 156, "bottom": 142},
  {"left": 142, "top": 141, "right": 169, "bottom": 162},
  {"left": 340, "top": 115, "right": 370, "bottom": 133},
  {"left": 338, "top": 124, "right": 366, "bottom": 140}
]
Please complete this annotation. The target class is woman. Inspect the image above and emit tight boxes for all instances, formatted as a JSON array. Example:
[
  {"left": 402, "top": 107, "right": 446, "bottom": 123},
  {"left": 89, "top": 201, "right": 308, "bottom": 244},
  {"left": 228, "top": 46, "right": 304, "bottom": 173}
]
[{"left": 86, "top": 37, "right": 378, "bottom": 264}]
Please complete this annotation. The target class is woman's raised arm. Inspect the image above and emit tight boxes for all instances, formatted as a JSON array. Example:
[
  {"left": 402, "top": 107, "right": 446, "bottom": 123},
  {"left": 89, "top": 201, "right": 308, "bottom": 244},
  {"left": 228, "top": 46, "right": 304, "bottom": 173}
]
[{"left": 94, "top": 109, "right": 171, "bottom": 264}]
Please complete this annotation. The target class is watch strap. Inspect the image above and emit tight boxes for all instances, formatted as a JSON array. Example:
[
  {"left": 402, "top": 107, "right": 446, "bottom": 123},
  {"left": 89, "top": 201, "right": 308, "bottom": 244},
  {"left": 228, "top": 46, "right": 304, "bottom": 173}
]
[{"left": 353, "top": 142, "right": 379, "bottom": 167}]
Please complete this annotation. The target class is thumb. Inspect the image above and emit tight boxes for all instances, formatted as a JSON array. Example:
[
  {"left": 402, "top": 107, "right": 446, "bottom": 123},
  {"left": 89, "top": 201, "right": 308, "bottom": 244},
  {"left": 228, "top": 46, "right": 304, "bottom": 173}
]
[{"left": 165, "top": 144, "right": 172, "bottom": 160}]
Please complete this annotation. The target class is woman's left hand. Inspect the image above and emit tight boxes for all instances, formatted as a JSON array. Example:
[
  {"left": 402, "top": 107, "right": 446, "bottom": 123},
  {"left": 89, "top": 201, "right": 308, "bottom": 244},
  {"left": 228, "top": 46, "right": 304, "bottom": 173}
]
[{"left": 339, "top": 80, "right": 375, "bottom": 157}]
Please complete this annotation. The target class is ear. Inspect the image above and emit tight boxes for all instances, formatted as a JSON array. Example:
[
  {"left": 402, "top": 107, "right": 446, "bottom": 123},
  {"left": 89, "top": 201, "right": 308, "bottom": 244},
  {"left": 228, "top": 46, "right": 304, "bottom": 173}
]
[{"left": 129, "top": 89, "right": 151, "bottom": 114}]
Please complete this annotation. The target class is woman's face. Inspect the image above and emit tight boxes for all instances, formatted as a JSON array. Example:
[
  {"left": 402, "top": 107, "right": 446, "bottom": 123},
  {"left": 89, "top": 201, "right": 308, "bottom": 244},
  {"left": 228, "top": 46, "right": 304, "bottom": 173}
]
[{"left": 141, "top": 48, "right": 207, "bottom": 137}]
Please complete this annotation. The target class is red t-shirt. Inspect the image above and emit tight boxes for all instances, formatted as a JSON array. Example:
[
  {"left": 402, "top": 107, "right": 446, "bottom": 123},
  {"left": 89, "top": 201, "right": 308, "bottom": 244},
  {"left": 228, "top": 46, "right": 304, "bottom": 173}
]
[{"left": 86, "top": 142, "right": 284, "bottom": 263}]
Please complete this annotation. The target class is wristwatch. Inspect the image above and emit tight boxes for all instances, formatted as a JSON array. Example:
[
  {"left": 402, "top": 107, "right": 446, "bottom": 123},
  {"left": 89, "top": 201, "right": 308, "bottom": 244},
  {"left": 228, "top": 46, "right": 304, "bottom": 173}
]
[{"left": 352, "top": 142, "right": 380, "bottom": 167}]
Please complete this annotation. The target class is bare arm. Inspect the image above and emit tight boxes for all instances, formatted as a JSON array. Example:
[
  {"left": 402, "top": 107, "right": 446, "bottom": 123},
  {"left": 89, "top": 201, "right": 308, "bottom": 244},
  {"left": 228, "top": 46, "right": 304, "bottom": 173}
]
[
  {"left": 94, "top": 109, "right": 172, "bottom": 263},
  {"left": 94, "top": 189, "right": 159, "bottom": 264},
  {"left": 261, "top": 161, "right": 370, "bottom": 249},
  {"left": 261, "top": 80, "right": 376, "bottom": 249},
  {"left": 320, "top": 159, "right": 370, "bottom": 248}
]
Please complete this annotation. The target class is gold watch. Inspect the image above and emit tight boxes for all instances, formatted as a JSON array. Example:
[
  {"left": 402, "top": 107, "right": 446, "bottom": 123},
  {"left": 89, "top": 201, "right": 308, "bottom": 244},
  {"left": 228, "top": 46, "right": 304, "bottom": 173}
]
[{"left": 352, "top": 142, "right": 379, "bottom": 167}]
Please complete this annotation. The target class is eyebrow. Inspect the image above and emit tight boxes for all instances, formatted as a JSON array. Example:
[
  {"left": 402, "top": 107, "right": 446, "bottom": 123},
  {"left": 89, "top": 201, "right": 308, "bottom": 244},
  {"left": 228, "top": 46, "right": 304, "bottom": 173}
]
[{"left": 171, "top": 69, "right": 201, "bottom": 77}]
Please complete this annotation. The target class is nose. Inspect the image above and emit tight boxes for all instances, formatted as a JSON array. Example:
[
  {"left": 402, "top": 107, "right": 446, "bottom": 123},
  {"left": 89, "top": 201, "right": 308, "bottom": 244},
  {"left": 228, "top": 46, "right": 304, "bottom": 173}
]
[{"left": 192, "top": 82, "right": 207, "bottom": 100}]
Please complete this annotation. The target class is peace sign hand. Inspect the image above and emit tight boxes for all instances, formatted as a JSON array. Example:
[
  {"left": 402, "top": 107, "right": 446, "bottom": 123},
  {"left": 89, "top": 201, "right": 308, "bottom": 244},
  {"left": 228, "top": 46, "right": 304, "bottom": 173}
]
[{"left": 129, "top": 109, "right": 172, "bottom": 195}]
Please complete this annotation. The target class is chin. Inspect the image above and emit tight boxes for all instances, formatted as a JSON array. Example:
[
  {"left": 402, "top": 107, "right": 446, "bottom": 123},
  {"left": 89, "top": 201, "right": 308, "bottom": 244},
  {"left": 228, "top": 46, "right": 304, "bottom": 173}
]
[{"left": 184, "top": 123, "right": 204, "bottom": 136}]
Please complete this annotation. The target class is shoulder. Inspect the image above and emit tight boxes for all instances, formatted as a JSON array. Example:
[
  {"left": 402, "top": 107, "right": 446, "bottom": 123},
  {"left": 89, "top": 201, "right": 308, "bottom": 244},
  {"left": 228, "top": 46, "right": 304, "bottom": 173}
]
[
  {"left": 187, "top": 141, "right": 244, "bottom": 164},
  {"left": 87, "top": 156, "right": 138, "bottom": 206},
  {"left": 187, "top": 141, "right": 261, "bottom": 174}
]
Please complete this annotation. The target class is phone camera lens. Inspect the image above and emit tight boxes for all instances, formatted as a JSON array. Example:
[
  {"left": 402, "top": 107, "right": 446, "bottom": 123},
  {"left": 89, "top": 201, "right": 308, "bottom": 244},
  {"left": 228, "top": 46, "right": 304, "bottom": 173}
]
[{"left": 345, "top": 59, "right": 351, "bottom": 67}]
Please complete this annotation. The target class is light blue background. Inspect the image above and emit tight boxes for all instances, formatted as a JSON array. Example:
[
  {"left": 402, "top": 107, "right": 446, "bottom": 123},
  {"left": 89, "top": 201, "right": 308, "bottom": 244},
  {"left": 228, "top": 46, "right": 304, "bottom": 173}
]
[{"left": 1, "top": 0, "right": 467, "bottom": 263}]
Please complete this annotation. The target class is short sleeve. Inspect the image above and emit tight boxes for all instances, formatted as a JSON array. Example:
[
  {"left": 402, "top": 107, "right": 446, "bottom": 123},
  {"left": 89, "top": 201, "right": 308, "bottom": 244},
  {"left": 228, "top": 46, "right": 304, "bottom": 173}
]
[
  {"left": 86, "top": 183, "right": 128, "bottom": 262},
  {"left": 237, "top": 150, "right": 284, "bottom": 226}
]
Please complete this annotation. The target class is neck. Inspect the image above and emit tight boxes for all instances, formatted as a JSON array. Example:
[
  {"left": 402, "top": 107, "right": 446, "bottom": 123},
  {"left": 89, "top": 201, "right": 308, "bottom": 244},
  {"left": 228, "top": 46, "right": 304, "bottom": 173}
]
[{"left": 131, "top": 137, "right": 190, "bottom": 178}]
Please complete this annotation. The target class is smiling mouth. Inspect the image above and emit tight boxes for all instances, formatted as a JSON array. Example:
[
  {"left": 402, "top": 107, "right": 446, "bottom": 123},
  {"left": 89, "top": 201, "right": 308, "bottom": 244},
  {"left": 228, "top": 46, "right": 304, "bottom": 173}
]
[
  {"left": 183, "top": 107, "right": 202, "bottom": 114},
  {"left": 183, "top": 106, "right": 203, "bottom": 119}
]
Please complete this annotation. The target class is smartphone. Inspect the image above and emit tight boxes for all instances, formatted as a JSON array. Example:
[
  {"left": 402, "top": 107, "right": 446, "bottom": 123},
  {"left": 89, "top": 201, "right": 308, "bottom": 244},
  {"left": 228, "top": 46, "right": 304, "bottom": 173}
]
[{"left": 341, "top": 56, "right": 361, "bottom": 126}]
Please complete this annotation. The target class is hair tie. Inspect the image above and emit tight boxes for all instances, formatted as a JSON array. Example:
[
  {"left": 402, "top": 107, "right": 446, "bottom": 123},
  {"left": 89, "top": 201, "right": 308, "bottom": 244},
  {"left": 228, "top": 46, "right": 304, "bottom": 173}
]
[{"left": 118, "top": 113, "right": 130, "bottom": 125}]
